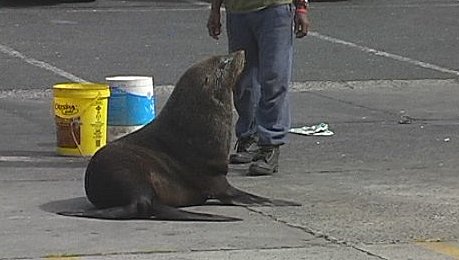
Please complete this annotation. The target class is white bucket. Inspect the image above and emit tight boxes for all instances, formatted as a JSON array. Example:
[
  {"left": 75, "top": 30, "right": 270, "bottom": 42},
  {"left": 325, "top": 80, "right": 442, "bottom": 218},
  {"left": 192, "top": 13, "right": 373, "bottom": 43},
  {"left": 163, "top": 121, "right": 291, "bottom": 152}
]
[{"left": 105, "top": 76, "right": 155, "bottom": 142}]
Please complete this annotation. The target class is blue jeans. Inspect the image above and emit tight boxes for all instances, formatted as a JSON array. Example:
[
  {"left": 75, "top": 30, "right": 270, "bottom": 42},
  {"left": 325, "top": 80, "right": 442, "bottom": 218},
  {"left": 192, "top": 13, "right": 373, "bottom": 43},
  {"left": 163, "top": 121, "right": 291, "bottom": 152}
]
[{"left": 227, "top": 4, "right": 293, "bottom": 146}]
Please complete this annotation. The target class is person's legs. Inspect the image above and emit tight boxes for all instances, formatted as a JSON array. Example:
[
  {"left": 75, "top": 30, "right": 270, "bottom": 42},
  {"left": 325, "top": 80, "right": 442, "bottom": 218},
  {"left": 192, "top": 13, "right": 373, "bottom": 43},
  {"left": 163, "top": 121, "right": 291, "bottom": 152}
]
[
  {"left": 227, "top": 11, "right": 260, "bottom": 140},
  {"left": 226, "top": 5, "right": 294, "bottom": 173},
  {"left": 249, "top": 4, "right": 294, "bottom": 175},
  {"left": 255, "top": 4, "right": 293, "bottom": 146},
  {"left": 227, "top": 11, "right": 261, "bottom": 164}
]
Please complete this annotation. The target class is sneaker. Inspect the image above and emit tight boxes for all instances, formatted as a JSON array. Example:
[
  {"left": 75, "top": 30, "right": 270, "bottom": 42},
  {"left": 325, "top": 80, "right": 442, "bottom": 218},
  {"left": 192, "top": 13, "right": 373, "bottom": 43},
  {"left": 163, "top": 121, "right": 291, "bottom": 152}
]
[
  {"left": 229, "top": 136, "right": 259, "bottom": 164},
  {"left": 248, "top": 145, "right": 280, "bottom": 176}
]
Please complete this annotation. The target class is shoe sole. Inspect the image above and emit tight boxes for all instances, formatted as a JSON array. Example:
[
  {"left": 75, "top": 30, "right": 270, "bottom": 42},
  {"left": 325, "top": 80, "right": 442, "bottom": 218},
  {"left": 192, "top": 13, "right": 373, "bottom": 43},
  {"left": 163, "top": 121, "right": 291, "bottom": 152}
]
[
  {"left": 247, "top": 165, "right": 278, "bottom": 176},
  {"left": 229, "top": 155, "right": 255, "bottom": 164}
]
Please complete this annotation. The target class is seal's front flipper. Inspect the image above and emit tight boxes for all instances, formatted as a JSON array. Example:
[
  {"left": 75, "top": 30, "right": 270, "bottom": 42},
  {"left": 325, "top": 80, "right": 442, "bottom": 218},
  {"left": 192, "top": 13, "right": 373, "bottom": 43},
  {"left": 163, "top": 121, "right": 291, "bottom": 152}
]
[
  {"left": 151, "top": 203, "right": 241, "bottom": 222},
  {"left": 219, "top": 187, "right": 301, "bottom": 207}
]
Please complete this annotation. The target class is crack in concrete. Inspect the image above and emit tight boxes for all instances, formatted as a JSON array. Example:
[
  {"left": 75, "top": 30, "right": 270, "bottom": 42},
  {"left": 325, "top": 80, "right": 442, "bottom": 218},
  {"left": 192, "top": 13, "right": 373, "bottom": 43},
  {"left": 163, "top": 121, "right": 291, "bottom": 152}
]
[
  {"left": 307, "top": 91, "right": 401, "bottom": 117},
  {"left": 246, "top": 207, "right": 390, "bottom": 260},
  {"left": 305, "top": 90, "right": 459, "bottom": 125}
]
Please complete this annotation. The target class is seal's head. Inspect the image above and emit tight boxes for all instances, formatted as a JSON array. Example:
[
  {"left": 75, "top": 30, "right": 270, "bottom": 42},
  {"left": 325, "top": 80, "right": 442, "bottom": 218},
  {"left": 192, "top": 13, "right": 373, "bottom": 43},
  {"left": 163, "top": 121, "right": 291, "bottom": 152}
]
[
  {"left": 195, "top": 50, "right": 245, "bottom": 91},
  {"left": 214, "top": 50, "right": 245, "bottom": 91},
  {"left": 171, "top": 51, "right": 245, "bottom": 112}
]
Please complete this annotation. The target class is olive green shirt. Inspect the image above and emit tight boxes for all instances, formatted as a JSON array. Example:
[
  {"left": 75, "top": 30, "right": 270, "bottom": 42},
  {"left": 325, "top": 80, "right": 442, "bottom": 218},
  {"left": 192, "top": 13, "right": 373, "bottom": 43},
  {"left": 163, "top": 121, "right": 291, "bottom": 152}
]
[{"left": 224, "top": 0, "right": 292, "bottom": 12}]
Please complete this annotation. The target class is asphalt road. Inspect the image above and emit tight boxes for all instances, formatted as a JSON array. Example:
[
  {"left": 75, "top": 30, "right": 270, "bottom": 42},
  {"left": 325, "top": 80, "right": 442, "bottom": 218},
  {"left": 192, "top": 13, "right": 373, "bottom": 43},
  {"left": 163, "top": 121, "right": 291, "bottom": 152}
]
[
  {"left": 1, "top": 0, "right": 458, "bottom": 90},
  {"left": 0, "top": 0, "right": 458, "bottom": 259}
]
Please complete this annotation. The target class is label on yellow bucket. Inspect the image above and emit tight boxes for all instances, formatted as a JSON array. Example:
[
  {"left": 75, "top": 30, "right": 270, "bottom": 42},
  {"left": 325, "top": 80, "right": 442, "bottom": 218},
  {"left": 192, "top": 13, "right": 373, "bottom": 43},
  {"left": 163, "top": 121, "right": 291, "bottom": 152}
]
[
  {"left": 55, "top": 116, "right": 81, "bottom": 148},
  {"left": 53, "top": 83, "right": 110, "bottom": 157}
]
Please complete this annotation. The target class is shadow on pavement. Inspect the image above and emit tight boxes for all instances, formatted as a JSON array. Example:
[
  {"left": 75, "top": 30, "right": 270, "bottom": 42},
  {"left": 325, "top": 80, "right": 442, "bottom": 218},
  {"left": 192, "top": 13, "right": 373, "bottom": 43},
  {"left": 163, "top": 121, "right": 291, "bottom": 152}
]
[{"left": 40, "top": 197, "right": 91, "bottom": 214}]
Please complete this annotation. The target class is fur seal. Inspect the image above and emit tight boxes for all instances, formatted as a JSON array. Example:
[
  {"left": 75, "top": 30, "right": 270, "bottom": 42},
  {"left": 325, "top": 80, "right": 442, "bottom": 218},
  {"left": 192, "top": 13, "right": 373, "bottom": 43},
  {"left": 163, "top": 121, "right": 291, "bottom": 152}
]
[{"left": 59, "top": 51, "right": 300, "bottom": 221}]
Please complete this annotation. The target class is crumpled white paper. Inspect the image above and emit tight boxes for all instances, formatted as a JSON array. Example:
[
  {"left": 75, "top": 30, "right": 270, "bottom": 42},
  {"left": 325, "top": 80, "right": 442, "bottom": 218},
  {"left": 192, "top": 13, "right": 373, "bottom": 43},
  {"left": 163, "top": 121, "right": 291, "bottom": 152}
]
[{"left": 289, "top": 123, "right": 334, "bottom": 136}]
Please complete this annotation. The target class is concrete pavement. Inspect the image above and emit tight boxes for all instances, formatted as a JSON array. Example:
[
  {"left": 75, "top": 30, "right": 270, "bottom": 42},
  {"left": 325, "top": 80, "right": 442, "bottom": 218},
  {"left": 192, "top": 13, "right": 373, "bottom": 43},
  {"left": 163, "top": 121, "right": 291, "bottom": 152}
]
[{"left": 1, "top": 79, "right": 459, "bottom": 259}]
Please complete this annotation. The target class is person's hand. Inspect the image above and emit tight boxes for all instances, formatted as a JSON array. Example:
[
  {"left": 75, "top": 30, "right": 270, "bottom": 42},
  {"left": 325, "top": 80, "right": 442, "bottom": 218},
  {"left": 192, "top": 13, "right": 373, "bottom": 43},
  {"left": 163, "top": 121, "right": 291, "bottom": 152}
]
[
  {"left": 294, "top": 11, "right": 310, "bottom": 38},
  {"left": 207, "top": 9, "right": 222, "bottom": 40}
]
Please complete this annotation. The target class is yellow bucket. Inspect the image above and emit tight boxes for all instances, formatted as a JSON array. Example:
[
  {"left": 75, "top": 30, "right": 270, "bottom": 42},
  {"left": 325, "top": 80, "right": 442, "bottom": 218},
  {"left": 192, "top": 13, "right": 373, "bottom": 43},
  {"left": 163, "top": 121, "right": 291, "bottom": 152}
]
[{"left": 53, "top": 83, "right": 110, "bottom": 156}]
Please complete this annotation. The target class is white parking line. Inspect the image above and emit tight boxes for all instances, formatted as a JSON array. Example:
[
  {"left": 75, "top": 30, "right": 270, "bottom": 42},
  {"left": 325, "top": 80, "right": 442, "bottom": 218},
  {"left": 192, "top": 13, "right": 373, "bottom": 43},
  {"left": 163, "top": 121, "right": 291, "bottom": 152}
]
[
  {"left": 2, "top": 79, "right": 458, "bottom": 99},
  {"left": 311, "top": 3, "right": 459, "bottom": 9},
  {"left": 0, "top": 43, "right": 86, "bottom": 82},
  {"left": 1, "top": 8, "right": 457, "bottom": 85},
  {"left": 0, "top": 155, "right": 83, "bottom": 163},
  {"left": 183, "top": 0, "right": 211, "bottom": 6},
  {"left": 66, "top": 7, "right": 209, "bottom": 13},
  {"left": 309, "top": 32, "right": 459, "bottom": 77}
]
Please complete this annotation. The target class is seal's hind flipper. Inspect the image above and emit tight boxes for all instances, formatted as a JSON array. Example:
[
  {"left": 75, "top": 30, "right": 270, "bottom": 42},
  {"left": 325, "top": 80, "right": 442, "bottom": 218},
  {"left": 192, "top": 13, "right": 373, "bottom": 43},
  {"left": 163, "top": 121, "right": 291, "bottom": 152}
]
[
  {"left": 219, "top": 187, "right": 301, "bottom": 207},
  {"left": 58, "top": 203, "right": 241, "bottom": 222},
  {"left": 57, "top": 204, "right": 142, "bottom": 220},
  {"left": 151, "top": 203, "right": 241, "bottom": 222}
]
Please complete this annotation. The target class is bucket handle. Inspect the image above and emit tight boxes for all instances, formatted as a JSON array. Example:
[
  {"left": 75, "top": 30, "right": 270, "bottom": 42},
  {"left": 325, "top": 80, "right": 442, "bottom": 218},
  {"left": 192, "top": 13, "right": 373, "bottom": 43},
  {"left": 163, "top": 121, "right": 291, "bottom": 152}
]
[
  {"left": 69, "top": 92, "right": 104, "bottom": 157},
  {"left": 70, "top": 119, "right": 85, "bottom": 157}
]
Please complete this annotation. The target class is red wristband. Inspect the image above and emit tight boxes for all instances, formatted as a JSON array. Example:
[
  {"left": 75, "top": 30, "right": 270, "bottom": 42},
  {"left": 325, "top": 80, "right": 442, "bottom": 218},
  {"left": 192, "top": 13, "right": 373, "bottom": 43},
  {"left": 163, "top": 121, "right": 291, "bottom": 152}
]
[{"left": 295, "top": 7, "right": 308, "bottom": 14}]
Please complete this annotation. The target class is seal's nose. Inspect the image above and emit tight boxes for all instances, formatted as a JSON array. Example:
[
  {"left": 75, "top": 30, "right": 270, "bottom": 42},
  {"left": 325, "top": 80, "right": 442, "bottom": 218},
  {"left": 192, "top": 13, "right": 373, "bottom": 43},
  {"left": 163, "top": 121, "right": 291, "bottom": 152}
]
[
  {"left": 229, "top": 50, "right": 246, "bottom": 71},
  {"left": 226, "top": 50, "right": 245, "bottom": 91},
  {"left": 234, "top": 50, "right": 245, "bottom": 58}
]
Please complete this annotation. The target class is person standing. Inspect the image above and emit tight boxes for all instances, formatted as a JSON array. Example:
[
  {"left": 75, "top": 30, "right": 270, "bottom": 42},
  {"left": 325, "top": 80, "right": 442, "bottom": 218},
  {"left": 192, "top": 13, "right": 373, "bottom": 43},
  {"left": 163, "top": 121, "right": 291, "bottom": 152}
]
[{"left": 207, "top": 0, "right": 310, "bottom": 176}]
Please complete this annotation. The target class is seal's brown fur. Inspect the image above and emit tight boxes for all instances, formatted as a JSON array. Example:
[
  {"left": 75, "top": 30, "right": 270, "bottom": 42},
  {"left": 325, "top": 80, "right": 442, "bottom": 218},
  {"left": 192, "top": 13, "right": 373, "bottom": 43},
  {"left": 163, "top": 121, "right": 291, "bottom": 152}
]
[{"left": 59, "top": 51, "right": 299, "bottom": 221}]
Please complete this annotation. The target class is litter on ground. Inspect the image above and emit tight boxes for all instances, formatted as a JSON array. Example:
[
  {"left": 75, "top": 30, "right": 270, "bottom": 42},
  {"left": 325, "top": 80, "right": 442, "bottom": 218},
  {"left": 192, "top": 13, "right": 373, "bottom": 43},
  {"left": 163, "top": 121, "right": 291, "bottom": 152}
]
[{"left": 289, "top": 123, "right": 334, "bottom": 136}]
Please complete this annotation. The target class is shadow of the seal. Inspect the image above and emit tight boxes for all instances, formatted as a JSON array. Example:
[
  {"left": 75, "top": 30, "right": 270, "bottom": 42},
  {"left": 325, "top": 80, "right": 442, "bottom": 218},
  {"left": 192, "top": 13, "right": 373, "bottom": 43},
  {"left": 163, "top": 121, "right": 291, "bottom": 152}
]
[{"left": 40, "top": 197, "right": 92, "bottom": 214}]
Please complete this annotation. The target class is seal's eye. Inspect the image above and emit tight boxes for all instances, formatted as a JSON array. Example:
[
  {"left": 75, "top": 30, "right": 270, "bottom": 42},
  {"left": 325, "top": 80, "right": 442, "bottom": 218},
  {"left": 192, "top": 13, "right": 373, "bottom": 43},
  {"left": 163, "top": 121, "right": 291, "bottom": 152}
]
[
  {"left": 204, "top": 75, "right": 211, "bottom": 85},
  {"left": 219, "top": 57, "right": 233, "bottom": 69}
]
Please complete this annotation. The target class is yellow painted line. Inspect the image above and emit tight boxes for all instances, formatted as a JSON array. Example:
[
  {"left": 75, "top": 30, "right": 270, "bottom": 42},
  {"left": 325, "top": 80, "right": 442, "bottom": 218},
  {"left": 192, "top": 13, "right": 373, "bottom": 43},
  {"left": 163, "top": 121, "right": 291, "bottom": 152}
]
[{"left": 416, "top": 242, "right": 459, "bottom": 259}]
